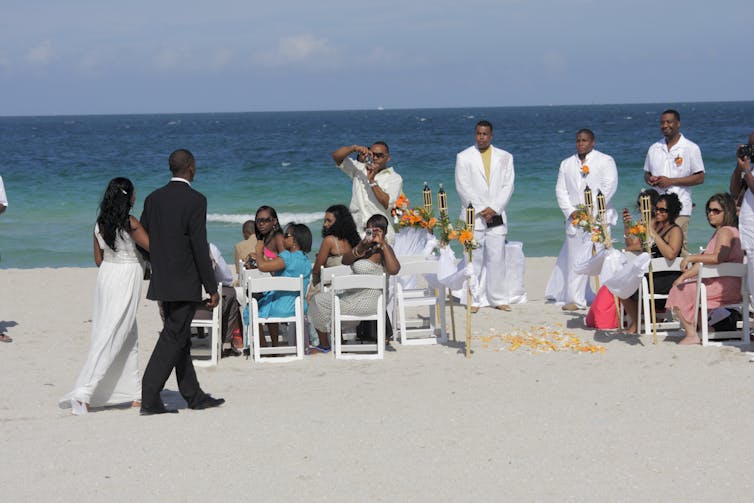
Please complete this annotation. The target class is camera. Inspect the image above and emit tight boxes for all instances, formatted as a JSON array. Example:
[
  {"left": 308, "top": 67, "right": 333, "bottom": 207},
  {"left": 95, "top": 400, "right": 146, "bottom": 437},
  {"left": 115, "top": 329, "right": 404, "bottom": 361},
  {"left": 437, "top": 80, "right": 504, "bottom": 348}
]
[
  {"left": 364, "top": 228, "right": 373, "bottom": 241},
  {"left": 245, "top": 257, "right": 258, "bottom": 269},
  {"left": 738, "top": 144, "right": 754, "bottom": 160}
]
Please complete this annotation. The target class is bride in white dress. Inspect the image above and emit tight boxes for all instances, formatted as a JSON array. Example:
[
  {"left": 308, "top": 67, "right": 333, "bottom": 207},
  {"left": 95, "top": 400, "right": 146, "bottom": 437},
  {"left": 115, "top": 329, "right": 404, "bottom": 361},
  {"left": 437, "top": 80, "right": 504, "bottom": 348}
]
[{"left": 59, "top": 177, "right": 149, "bottom": 415}]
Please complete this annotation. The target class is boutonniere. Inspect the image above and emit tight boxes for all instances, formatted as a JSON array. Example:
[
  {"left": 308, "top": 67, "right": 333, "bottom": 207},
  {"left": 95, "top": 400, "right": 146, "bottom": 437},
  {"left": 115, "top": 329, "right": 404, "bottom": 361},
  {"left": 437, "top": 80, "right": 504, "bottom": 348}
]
[
  {"left": 580, "top": 165, "right": 589, "bottom": 177},
  {"left": 674, "top": 155, "right": 683, "bottom": 166}
]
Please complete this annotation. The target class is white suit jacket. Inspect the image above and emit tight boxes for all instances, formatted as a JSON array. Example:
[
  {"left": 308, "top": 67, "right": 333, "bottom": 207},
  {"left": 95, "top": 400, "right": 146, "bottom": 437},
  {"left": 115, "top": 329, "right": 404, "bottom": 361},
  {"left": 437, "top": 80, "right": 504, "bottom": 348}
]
[
  {"left": 555, "top": 149, "right": 618, "bottom": 226},
  {"left": 454, "top": 145, "right": 515, "bottom": 235}
]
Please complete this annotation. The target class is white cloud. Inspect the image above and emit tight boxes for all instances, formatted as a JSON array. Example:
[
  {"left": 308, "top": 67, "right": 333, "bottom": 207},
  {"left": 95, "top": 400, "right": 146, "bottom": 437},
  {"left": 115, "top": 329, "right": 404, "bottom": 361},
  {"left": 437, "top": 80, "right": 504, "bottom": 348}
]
[
  {"left": 26, "top": 42, "right": 54, "bottom": 66},
  {"left": 152, "top": 46, "right": 188, "bottom": 71},
  {"left": 255, "top": 34, "right": 338, "bottom": 68}
]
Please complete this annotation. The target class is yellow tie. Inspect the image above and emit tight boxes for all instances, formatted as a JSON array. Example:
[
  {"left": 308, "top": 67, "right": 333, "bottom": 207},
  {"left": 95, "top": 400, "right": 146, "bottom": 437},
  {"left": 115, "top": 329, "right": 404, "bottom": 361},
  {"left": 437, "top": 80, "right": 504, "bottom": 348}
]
[{"left": 481, "top": 148, "right": 492, "bottom": 186}]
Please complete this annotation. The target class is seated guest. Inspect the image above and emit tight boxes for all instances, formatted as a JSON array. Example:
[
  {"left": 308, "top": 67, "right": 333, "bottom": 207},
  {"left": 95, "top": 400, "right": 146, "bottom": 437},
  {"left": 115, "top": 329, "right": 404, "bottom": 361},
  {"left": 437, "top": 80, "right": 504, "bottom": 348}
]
[
  {"left": 254, "top": 205, "right": 285, "bottom": 259},
  {"left": 307, "top": 214, "right": 401, "bottom": 353},
  {"left": 234, "top": 219, "right": 258, "bottom": 275},
  {"left": 666, "top": 193, "right": 744, "bottom": 345},
  {"left": 251, "top": 223, "right": 313, "bottom": 348},
  {"left": 619, "top": 193, "right": 683, "bottom": 334},
  {"left": 194, "top": 243, "right": 243, "bottom": 353},
  {"left": 310, "top": 204, "right": 361, "bottom": 288}
]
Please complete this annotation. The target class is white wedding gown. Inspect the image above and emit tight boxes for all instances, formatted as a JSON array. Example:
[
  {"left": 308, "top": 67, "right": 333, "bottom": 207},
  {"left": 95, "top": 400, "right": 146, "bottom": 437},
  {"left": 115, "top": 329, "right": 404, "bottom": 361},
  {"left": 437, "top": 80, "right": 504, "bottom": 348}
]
[{"left": 59, "top": 224, "right": 143, "bottom": 410}]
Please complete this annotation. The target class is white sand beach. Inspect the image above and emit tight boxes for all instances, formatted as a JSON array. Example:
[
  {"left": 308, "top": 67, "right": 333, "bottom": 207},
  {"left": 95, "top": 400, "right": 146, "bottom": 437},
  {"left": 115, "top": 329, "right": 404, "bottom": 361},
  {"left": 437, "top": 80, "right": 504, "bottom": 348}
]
[{"left": 2, "top": 258, "right": 754, "bottom": 502}]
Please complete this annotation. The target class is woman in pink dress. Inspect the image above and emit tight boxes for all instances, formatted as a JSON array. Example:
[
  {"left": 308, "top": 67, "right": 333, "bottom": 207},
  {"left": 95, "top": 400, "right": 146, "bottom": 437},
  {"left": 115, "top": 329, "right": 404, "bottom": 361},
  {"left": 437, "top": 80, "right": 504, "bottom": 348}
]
[{"left": 665, "top": 193, "right": 744, "bottom": 345}]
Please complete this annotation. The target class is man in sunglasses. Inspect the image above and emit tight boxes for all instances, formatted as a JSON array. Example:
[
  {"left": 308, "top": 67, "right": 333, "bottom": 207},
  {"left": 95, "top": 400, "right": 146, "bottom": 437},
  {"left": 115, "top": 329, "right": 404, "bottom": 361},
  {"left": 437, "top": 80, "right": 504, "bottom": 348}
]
[{"left": 331, "top": 141, "right": 403, "bottom": 243}]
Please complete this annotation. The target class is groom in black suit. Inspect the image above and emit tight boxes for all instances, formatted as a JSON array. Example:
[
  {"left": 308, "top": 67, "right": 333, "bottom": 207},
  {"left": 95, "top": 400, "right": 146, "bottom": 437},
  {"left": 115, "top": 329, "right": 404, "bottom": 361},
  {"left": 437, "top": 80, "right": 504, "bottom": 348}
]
[{"left": 139, "top": 149, "right": 225, "bottom": 415}]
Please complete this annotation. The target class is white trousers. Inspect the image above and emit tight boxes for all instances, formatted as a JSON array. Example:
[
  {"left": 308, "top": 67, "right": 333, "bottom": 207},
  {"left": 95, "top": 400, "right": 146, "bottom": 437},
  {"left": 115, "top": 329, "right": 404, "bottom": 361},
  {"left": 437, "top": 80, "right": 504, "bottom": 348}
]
[
  {"left": 545, "top": 227, "right": 595, "bottom": 308},
  {"left": 461, "top": 230, "right": 508, "bottom": 307}
]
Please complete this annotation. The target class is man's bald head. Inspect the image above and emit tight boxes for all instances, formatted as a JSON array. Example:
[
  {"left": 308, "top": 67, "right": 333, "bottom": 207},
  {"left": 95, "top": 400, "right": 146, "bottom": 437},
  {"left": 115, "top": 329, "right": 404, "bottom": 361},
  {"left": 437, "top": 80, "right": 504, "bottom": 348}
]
[{"left": 169, "top": 149, "right": 195, "bottom": 180}]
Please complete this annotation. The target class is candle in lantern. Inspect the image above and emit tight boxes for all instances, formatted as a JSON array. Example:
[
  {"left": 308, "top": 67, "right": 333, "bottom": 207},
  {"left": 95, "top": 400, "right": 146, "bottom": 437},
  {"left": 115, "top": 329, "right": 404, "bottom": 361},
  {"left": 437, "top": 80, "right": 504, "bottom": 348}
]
[
  {"left": 423, "top": 181, "right": 432, "bottom": 214},
  {"left": 584, "top": 185, "right": 593, "bottom": 215},
  {"left": 466, "top": 203, "right": 475, "bottom": 230},
  {"left": 438, "top": 183, "right": 448, "bottom": 215},
  {"left": 597, "top": 190, "right": 606, "bottom": 221},
  {"left": 639, "top": 193, "right": 652, "bottom": 226}
]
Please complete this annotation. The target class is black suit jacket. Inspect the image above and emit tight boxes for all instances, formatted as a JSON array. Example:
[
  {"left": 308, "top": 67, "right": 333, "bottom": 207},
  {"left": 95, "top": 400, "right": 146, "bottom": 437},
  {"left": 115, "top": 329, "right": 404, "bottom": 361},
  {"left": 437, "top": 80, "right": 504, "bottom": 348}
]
[{"left": 140, "top": 180, "right": 218, "bottom": 302}]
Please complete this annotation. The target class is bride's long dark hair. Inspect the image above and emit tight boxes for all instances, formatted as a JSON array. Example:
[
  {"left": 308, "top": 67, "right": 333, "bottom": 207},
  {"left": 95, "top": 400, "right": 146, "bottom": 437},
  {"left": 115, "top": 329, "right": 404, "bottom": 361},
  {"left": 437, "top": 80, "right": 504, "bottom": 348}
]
[{"left": 97, "top": 177, "right": 134, "bottom": 251}]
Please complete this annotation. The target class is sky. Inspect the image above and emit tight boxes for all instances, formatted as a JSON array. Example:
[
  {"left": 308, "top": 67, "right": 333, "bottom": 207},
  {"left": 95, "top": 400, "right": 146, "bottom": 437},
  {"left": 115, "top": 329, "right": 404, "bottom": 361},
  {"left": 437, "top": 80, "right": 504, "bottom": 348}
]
[{"left": 0, "top": 0, "right": 752, "bottom": 116}]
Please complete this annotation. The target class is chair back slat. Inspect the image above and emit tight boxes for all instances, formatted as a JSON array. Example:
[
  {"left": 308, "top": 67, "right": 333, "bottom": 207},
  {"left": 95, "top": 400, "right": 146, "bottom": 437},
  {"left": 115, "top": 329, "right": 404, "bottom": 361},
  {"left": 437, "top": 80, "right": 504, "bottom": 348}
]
[
  {"left": 395, "top": 259, "right": 438, "bottom": 277},
  {"left": 248, "top": 275, "right": 303, "bottom": 294},
  {"left": 321, "top": 265, "right": 352, "bottom": 284},
  {"left": 331, "top": 273, "right": 385, "bottom": 291}
]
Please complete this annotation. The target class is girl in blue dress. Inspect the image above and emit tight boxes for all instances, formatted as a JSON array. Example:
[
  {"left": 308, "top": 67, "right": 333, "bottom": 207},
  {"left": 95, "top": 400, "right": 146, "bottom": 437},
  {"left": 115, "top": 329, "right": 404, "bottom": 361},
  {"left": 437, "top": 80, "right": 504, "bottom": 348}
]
[{"left": 253, "top": 223, "right": 312, "bottom": 346}]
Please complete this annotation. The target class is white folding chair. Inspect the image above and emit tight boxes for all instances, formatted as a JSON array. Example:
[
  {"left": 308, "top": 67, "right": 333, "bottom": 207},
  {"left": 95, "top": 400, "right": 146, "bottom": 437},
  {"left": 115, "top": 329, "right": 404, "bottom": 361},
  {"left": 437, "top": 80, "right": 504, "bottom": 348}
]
[
  {"left": 393, "top": 259, "right": 447, "bottom": 345},
  {"left": 191, "top": 282, "right": 223, "bottom": 368},
  {"left": 638, "top": 257, "right": 683, "bottom": 337},
  {"left": 693, "top": 261, "right": 750, "bottom": 346},
  {"left": 332, "top": 273, "right": 386, "bottom": 360},
  {"left": 247, "top": 275, "right": 306, "bottom": 362},
  {"left": 320, "top": 265, "right": 352, "bottom": 292}
]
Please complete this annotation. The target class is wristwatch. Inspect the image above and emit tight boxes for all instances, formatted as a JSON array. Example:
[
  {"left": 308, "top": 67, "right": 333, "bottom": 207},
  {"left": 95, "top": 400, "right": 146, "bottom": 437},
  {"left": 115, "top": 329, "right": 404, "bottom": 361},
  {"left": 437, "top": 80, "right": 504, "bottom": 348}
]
[{"left": 369, "top": 181, "right": 379, "bottom": 187}]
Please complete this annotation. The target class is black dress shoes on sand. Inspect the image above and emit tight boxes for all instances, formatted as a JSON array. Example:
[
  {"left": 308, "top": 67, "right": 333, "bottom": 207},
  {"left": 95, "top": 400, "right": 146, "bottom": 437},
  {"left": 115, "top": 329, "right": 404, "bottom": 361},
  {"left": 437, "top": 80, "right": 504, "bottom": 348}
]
[
  {"left": 139, "top": 406, "right": 179, "bottom": 416},
  {"left": 190, "top": 395, "right": 225, "bottom": 410}
]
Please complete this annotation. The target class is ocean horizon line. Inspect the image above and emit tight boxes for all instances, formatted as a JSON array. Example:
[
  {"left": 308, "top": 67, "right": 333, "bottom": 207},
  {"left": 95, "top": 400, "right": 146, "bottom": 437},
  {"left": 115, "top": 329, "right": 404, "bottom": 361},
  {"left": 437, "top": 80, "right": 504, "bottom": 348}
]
[{"left": 2, "top": 99, "right": 752, "bottom": 120}]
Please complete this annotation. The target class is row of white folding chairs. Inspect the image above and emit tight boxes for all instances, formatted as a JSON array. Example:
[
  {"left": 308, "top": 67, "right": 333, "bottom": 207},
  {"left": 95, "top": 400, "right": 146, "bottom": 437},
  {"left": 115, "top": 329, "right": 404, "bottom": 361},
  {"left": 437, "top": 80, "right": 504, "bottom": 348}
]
[{"left": 224, "top": 254, "right": 449, "bottom": 364}]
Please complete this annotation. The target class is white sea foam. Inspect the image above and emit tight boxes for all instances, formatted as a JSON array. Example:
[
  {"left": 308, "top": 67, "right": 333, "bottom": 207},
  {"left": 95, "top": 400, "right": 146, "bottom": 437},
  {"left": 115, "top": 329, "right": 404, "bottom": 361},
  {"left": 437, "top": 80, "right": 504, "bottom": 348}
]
[{"left": 208, "top": 212, "right": 323, "bottom": 225}]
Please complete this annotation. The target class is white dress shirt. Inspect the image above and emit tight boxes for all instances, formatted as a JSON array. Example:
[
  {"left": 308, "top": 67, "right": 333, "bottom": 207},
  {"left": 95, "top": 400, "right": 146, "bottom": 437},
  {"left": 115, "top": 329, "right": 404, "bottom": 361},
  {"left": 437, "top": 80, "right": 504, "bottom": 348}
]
[
  {"left": 338, "top": 157, "right": 403, "bottom": 238},
  {"left": 643, "top": 134, "right": 704, "bottom": 216},
  {"left": 209, "top": 243, "right": 233, "bottom": 287}
]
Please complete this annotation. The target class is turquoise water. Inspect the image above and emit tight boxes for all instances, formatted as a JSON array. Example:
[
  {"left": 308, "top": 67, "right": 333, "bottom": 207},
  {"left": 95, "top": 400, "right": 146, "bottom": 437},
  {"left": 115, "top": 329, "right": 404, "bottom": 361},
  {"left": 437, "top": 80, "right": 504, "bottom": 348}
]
[{"left": 1, "top": 102, "right": 752, "bottom": 268}]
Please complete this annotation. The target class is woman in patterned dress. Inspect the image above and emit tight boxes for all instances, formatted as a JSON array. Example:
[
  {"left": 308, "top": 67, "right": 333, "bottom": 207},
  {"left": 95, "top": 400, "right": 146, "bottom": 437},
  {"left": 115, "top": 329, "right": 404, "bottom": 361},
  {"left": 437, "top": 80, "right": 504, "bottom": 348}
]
[{"left": 308, "top": 214, "right": 400, "bottom": 353}]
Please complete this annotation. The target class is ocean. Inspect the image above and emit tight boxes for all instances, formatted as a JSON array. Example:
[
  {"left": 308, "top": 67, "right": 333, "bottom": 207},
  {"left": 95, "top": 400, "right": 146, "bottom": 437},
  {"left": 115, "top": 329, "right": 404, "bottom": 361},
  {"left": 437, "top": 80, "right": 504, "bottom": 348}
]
[{"left": 1, "top": 102, "right": 752, "bottom": 268}]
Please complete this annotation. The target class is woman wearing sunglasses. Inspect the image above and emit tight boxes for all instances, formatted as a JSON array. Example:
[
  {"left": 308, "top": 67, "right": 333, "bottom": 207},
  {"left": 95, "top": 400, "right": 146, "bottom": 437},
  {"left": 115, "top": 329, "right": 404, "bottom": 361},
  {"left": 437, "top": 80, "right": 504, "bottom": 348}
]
[
  {"left": 666, "top": 193, "right": 744, "bottom": 345},
  {"left": 619, "top": 193, "right": 683, "bottom": 334},
  {"left": 253, "top": 205, "right": 284, "bottom": 260},
  {"left": 253, "top": 223, "right": 313, "bottom": 348}
]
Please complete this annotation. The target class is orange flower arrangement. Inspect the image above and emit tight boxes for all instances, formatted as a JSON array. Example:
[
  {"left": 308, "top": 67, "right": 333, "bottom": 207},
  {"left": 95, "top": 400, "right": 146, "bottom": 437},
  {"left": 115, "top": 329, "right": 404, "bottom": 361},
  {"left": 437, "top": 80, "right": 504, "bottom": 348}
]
[
  {"left": 458, "top": 229, "right": 474, "bottom": 246},
  {"left": 674, "top": 156, "right": 683, "bottom": 166},
  {"left": 392, "top": 193, "right": 436, "bottom": 232},
  {"left": 394, "top": 193, "right": 409, "bottom": 210},
  {"left": 625, "top": 219, "right": 647, "bottom": 244},
  {"left": 571, "top": 204, "right": 610, "bottom": 245},
  {"left": 580, "top": 165, "right": 589, "bottom": 177}
]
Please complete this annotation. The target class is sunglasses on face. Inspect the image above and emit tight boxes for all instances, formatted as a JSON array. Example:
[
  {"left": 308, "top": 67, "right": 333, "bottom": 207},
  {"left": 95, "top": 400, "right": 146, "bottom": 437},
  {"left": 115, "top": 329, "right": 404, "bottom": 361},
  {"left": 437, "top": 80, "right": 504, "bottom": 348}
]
[
  {"left": 655, "top": 207, "right": 668, "bottom": 213},
  {"left": 371, "top": 152, "right": 386, "bottom": 159},
  {"left": 257, "top": 217, "right": 274, "bottom": 224},
  {"left": 706, "top": 208, "right": 722, "bottom": 215}
]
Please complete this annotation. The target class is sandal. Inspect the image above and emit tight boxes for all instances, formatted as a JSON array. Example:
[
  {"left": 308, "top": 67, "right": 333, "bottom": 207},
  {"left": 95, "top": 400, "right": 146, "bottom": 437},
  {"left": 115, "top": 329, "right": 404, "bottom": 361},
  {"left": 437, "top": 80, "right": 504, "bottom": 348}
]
[
  {"left": 0, "top": 334, "right": 12, "bottom": 343},
  {"left": 308, "top": 345, "right": 331, "bottom": 354}
]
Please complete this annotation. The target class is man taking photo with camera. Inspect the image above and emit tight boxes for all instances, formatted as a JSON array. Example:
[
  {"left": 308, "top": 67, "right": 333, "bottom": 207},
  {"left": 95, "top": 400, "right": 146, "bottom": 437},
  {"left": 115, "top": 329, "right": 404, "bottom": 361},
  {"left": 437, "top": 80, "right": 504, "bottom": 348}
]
[{"left": 729, "top": 132, "right": 754, "bottom": 296}]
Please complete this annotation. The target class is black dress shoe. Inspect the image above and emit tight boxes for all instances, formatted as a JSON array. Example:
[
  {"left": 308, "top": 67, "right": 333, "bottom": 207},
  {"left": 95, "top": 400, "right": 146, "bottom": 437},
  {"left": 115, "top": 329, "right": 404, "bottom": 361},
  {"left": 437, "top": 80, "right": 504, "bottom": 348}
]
[
  {"left": 189, "top": 395, "right": 225, "bottom": 410},
  {"left": 139, "top": 406, "right": 179, "bottom": 416}
]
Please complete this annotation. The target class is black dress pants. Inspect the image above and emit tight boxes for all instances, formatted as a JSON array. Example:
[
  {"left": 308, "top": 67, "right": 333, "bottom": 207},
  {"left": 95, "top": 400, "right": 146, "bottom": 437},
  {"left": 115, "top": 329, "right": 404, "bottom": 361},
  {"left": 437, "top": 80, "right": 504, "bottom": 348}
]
[{"left": 142, "top": 300, "right": 206, "bottom": 409}]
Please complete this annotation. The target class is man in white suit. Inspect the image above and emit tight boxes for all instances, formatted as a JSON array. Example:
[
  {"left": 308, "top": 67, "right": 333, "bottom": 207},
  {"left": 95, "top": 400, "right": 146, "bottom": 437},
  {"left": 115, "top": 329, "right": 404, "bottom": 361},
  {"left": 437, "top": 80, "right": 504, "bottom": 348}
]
[
  {"left": 545, "top": 129, "right": 618, "bottom": 310},
  {"left": 454, "top": 120, "right": 515, "bottom": 312}
]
